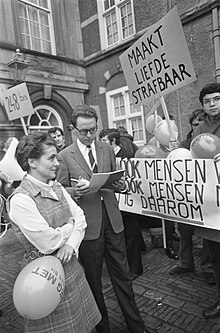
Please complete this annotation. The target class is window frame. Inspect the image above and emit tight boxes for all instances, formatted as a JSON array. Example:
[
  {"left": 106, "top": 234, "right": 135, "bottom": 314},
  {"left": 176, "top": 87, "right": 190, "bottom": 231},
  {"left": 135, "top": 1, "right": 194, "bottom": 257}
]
[
  {"left": 15, "top": 0, "right": 56, "bottom": 55},
  {"left": 97, "top": 0, "right": 136, "bottom": 51},
  {"left": 106, "top": 86, "right": 146, "bottom": 145},
  {"left": 26, "top": 104, "right": 63, "bottom": 132}
]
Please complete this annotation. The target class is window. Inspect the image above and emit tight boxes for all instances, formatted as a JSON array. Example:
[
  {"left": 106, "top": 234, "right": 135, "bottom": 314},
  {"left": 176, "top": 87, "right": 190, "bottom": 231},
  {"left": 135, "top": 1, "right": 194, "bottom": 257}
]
[
  {"left": 106, "top": 87, "right": 146, "bottom": 145},
  {"left": 26, "top": 105, "right": 63, "bottom": 131},
  {"left": 17, "top": 0, "right": 55, "bottom": 54},
  {"left": 97, "top": 0, "right": 135, "bottom": 50}
]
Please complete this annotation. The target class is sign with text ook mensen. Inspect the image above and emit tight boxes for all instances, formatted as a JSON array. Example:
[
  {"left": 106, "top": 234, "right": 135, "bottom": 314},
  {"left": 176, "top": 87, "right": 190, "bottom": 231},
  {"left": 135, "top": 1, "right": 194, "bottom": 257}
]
[
  {"left": 119, "top": 7, "right": 196, "bottom": 108},
  {"left": 1, "top": 82, "right": 34, "bottom": 121}
]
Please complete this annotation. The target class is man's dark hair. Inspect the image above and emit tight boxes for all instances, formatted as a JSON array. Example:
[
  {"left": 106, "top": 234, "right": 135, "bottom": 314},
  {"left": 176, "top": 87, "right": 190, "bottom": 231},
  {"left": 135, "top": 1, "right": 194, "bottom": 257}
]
[
  {"left": 117, "top": 126, "right": 128, "bottom": 135},
  {"left": 107, "top": 130, "right": 121, "bottom": 146},
  {"left": 189, "top": 108, "right": 205, "bottom": 126},
  {"left": 199, "top": 83, "right": 220, "bottom": 105},
  {"left": 99, "top": 128, "right": 109, "bottom": 139},
  {"left": 15, "top": 131, "right": 56, "bottom": 172},
  {"left": 99, "top": 128, "right": 121, "bottom": 146},
  {"left": 71, "top": 105, "right": 98, "bottom": 128},
  {"left": 48, "top": 126, "right": 64, "bottom": 136}
]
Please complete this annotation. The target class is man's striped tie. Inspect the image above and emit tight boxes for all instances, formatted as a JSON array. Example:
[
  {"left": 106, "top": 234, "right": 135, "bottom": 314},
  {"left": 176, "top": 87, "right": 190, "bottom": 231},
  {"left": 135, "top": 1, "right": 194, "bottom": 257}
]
[{"left": 87, "top": 146, "right": 98, "bottom": 173}]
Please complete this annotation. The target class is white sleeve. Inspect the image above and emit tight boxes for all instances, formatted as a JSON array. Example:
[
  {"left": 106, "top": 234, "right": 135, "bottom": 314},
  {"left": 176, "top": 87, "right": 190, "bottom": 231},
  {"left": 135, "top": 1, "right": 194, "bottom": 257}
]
[
  {"left": 62, "top": 187, "right": 87, "bottom": 256},
  {"left": 9, "top": 193, "right": 74, "bottom": 254}
]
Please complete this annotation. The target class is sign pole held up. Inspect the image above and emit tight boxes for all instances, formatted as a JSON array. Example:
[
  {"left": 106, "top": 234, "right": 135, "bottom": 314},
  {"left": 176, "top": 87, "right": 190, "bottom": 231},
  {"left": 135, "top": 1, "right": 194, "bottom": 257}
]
[
  {"left": 20, "top": 117, "right": 28, "bottom": 135},
  {"left": 160, "top": 96, "right": 175, "bottom": 140}
]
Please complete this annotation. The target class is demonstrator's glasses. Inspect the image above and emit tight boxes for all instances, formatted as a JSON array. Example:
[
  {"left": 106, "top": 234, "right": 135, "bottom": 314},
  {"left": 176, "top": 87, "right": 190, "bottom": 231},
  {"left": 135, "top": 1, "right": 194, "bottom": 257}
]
[
  {"left": 75, "top": 126, "right": 98, "bottom": 136},
  {"left": 203, "top": 96, "right": 220, "bottom": 106}
]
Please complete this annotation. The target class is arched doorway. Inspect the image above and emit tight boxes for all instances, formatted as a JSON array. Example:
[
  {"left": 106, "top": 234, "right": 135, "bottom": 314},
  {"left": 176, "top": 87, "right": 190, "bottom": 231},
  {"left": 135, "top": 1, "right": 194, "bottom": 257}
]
[
  {"left": 27, "top": 105, "right": 63, "bottom": 131},
  {"left": 25, "top": 89, "right": 73, "bottom": 145}
]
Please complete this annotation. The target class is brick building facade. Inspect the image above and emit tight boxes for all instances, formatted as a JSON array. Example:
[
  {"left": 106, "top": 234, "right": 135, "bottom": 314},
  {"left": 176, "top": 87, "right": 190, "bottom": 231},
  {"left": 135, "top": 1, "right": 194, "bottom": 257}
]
[
  {"left": 79, "top": 0, "right": 220, "bottom": 145},
  {"left": 0, "top": 0, "right": 219, "bottom": 148},
  {"left": 0, "top": 0, "right": 87, "bottom": 147}
]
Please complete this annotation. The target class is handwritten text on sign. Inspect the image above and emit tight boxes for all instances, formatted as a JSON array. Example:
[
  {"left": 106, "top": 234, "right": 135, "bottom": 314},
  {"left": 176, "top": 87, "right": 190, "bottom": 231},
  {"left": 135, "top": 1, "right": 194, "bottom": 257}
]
[
  {"left": 119, "top": 7, "right": 196, "bottom": 107},
  {"left": 1, "top": 83, "right": 34, "bottom": 121},
  {"left": 117, "top": 158, "right": 220, "bottom": 231}
]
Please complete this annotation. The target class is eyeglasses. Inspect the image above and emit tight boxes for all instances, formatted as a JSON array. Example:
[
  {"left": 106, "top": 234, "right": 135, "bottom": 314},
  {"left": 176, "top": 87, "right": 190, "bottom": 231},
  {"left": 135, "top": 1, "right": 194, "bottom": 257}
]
[
  {"left": 75, "top": 126, "right": 98, "bottom": 136},
  {"left": 203, "top": 96, "right": 220, "bottom": 106}
]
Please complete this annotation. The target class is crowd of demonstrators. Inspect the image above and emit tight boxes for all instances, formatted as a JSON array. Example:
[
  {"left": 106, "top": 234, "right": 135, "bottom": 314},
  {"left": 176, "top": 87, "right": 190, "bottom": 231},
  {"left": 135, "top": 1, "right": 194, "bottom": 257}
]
[
  {"left": 48, "top": 126, "right": 66, "bottom": 152},
  {"left": 56, "top": 105, "right": 148, "bottom": 333},
  {"left": 169, "top": 108, "right": 215, "bottom": 285},
  {"left": 99, "top": 128, "right": 144, "bottom": 280},
  {"left": 7, "top": 132, "right": 101, "bottom": 333},
  {"left": 2, "top": 83, "right": 220, "bottom": 327},
  {"left": 191, "top": 83, "right": 220, "bottom": 319}
]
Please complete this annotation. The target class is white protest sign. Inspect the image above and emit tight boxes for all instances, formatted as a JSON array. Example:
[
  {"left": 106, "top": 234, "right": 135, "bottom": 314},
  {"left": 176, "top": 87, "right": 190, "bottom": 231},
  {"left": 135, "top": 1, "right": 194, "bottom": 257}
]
[
  {"left": 1, "top": 82, "right": 34, "bottom": 121},
  {"left": 119, "top": 7, "right": 196, "bottom": 107},
  {"left": 116, "top": 158, "right": 220, "bottom": 231}
]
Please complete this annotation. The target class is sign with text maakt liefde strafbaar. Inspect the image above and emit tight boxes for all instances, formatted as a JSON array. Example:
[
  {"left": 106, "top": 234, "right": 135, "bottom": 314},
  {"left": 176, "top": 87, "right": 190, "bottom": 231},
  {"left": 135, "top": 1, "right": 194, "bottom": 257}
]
[
  {"left": 1, "top": 82, "right": 34, "bottom": 121},
  {"left": 119, "top": 7, "right": 196, "bottom": 107}
]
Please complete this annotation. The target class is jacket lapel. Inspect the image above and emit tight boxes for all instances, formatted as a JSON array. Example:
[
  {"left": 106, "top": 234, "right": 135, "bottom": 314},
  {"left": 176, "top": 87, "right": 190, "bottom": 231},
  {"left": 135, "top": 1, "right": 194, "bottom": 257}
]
[{"left": 71, "top": 141, "right": 92, "bottom": 177}]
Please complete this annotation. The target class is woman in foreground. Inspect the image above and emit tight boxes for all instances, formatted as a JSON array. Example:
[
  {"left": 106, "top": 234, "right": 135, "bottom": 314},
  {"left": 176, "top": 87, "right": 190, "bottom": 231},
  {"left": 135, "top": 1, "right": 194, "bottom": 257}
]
[{"left": 8, "top": 131, "right": 101, "bottom": 333}]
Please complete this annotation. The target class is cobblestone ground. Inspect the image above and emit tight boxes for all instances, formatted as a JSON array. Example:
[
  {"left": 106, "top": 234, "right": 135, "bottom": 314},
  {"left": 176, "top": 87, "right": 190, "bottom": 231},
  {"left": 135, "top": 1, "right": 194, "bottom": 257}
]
[{"left": 1, "top": 226, "right": 220, "bottom": 333}]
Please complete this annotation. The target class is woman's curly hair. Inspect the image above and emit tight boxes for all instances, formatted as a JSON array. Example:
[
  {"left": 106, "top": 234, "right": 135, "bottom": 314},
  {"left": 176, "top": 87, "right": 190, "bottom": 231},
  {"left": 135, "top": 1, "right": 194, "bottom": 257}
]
[{"left": 15, "top": 131, "right": 56, "bottom": 171}]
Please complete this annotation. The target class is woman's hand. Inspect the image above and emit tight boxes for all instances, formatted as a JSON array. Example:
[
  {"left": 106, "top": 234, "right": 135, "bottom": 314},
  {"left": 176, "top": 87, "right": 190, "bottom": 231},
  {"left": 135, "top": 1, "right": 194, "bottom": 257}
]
[{"left": 56, "top": 244, "right": 75, "bottom": 264}]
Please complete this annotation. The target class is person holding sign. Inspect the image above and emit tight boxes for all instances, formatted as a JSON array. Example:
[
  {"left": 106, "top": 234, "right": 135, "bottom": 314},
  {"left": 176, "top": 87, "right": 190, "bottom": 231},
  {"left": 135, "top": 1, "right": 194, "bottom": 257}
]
[
  {"left": 8, "top": 132, "right": 101, "bottom": 332},
  {"left": 57, "top": 105, "right": 147, "bottom": 333},
  {"left": 169, "top": 108, "right": 215, "bottom": 284},
  {"left": 190, "top": 83, "right": 220, "bottom": 319}
]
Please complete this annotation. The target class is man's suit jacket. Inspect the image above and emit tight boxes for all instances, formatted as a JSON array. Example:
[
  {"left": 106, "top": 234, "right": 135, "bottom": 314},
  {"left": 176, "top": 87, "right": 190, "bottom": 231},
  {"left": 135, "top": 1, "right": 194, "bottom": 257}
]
[{"left": 57, "top": 140, "right": 124, "bottom": 240}]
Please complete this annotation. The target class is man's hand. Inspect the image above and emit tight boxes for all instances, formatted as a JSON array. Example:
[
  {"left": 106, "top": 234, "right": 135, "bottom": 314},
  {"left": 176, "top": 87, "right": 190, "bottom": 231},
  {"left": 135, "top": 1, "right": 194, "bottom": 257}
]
[
  {"left": 112, "top": 177, "right": 127, "bottom": 192},
  {"left": 75, "top": 179, "right": 90, "bottom": 197},
  {"left": 56, "top": 244, "right": 76, "bottom": 264}
]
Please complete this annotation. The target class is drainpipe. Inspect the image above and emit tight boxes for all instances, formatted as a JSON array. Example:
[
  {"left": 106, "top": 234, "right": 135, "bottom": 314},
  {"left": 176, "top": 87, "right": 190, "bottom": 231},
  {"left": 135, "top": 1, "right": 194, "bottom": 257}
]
[{"left": 212, "top": 6, "right": 220, "bottom": 82}]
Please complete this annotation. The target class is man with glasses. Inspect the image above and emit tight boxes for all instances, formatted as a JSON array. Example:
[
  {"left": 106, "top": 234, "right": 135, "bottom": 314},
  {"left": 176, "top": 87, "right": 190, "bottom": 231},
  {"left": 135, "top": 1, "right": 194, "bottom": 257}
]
[
  {"left": 192, "top": 83, "right": 220, "bottom": 319},
  {"left": 57, "top": 105, "right": 147, "bottom": 333}
]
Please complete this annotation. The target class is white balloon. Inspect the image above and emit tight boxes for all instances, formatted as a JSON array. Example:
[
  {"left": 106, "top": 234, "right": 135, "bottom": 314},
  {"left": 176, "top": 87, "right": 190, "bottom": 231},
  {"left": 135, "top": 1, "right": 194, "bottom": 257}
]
[
  {"left": 147, "top": 136, "right": 158, "bottom": 147},
  {"left": 145, "top": 115, "right": 163, "bottom": 134},
  {"left": 154, "top": 120, "right": 178, "bottom": 146},
  {"left": 167, "top": 148, "right": 192, "bottom": 160}
]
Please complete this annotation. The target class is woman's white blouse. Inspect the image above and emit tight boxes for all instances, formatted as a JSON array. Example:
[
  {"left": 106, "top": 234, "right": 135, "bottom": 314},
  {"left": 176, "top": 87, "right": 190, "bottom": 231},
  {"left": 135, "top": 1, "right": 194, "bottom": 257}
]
[{"left": 9, "top": 175, "right": 87, "bottom": 257}]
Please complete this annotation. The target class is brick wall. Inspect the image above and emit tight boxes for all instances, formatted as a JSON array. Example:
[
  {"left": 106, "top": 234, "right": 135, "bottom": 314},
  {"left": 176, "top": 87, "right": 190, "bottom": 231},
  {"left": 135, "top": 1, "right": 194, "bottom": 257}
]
[{"left": 79, "top": 0, "right": 219, "bottom": 140}]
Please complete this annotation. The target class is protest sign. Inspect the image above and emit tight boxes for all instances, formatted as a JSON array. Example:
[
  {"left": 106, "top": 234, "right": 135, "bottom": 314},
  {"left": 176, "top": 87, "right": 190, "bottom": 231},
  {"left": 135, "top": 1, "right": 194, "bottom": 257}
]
[
  {"left": 119, "top": 7, "right": 196, "bottom": 107},
  {"left": 1, "top": 82, "right": 34, "bottom": 121},
  {"left": 117, "top": 158, "right": 220, "bottom": 231}
]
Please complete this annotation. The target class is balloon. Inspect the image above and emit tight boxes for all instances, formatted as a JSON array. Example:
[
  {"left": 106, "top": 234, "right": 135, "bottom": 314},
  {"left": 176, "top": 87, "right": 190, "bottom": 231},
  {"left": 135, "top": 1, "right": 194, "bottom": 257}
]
[
  {"left": 154, "top": 119, "right": 178, "bottom": 146},
  {"left": 13, "top": 256, "right": 65, "bottom": 320},
  {"left": 190, "top": 133, "right": 220, "bottom": 159},
  {"left": 145, "top": 114, "right": 162, "bottom": 134},
  {"left": 147, "top": 136, "right": 158, "bottom": 147},
  {"left": 135, "top": 144, "right": 166, "bottom": 158},
  {"left": 167, "top": 148, "right": 192, "bottom": 160}
]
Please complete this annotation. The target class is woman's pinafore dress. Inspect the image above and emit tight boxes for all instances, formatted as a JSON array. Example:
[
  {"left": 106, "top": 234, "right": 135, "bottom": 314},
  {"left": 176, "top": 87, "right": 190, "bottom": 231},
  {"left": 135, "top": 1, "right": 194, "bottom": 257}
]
[{"left": 9, "top": 178, "right": 101, "bottom": 333}]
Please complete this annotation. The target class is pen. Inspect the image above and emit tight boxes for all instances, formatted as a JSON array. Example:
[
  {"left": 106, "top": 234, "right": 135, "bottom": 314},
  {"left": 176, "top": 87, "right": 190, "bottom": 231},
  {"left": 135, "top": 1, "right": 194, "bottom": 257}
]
[{"left": 70, "top": 178, "right": 79, "bottom": 182}]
